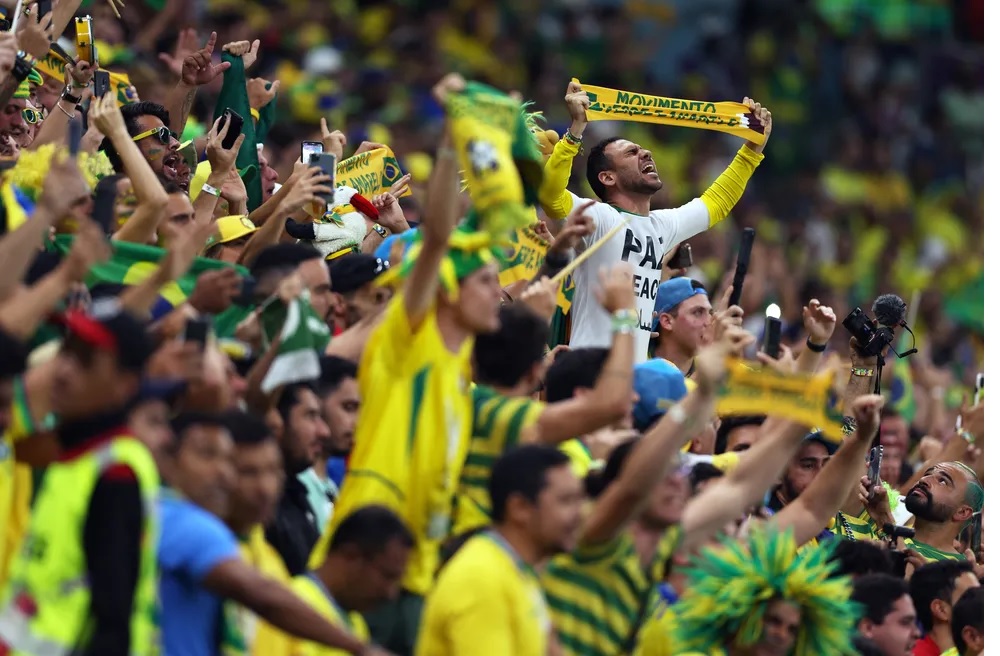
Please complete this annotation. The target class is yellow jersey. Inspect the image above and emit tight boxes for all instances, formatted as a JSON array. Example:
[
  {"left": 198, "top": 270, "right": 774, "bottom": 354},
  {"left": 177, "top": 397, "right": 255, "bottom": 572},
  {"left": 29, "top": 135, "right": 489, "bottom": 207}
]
[
  {"left": 452, "top": 386, "right": 544, "bottom": 536},
  {"left": 416, "top": 533, "right": 550, "bottom": 656},
  {"left": 542, "top": 526, "right": 682, "bottom": 656},
  {"left": 235, "top": 525, "right": 294, "bottom": 656},
  {"left": 310, "top": 296, "right": 474, "bottom": 595},
  {"left": 0, "top": 377, "right": 40, "bottom": 586},
  {"left": 288, "top": 574, "right": 369, "bottom": 656}
]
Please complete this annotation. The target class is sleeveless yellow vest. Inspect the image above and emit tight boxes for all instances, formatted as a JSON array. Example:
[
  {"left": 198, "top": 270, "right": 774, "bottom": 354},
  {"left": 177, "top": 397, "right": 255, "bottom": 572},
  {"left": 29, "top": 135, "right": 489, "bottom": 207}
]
[{"left": 0, "top": 436, "right": 161, "bottom": 656}]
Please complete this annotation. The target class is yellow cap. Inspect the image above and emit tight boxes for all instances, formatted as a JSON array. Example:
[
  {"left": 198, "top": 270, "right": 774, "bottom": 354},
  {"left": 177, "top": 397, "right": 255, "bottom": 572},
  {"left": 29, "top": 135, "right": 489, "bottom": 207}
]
[{"left": 205, "top": 215, "right": 257, "bottom": 249}]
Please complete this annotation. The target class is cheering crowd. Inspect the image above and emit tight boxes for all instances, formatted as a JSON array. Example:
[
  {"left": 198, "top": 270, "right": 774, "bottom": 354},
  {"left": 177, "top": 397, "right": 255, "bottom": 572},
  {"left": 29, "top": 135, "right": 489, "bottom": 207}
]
[{"left": 0, "top": 0, "right": 986, "bottom": 655}]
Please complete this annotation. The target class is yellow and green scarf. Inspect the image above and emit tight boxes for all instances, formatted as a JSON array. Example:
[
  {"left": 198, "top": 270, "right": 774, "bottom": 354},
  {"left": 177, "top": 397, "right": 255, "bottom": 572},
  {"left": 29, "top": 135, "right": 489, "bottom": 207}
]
[
  {"left": 575, "top": 79, "right": 767, "bottom": 146},
  {"left": 445, "top": 82, "right": 542, "bottom": 239},
  {"left": 335, "top": 146, "right": 410, "bottom": 200}
]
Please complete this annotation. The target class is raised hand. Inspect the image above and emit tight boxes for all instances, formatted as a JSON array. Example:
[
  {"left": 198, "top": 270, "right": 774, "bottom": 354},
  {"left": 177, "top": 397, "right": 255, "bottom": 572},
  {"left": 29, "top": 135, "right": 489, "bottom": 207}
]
[
  {"left": 38, "top": 156, "right": 89, "bottom": 220},
  {"left": 63, "top": 217, "right": 111, "bottom": 281},
  {"left": 247, "top": 78, "right": 279, "bottom": 111},
  {"left": 278, "top": 166, "right": 332, "bottom": 215},
  {"left": 742, "top": 96, "right": 772, "bottom": 154},
  {"left": 205, "top": 113, "right": 244, "bottom": 174},
  {"left": 851, "top": 394, "right": 885, "bottom": 440},
  {"left": 695, "top": 325, "right": 754, "bottom": 393},
  {"left": 550, "top": 199, "right": 596, "bottom": 253},
  {"left": 564, "top": 80, "right": 590, "bottom": 133},
  {"left": 432, "top": 72, "right": 466, "bottom": 106},
  {"left": 756, "top": 344, "right": 795, "bottom": 375},
  {"left": 519, "top": 276, "right": 558, "bottom": 321},
  {"left": 222, "top": 39, "right": 260, "bottom": 69},
  {"left": 88, "top": 92, "right": 127, "bottom": 138},
  {"left": 594, "top": 261, "right": 636, "bottom": 315},
  {"left": 802, "top": 298, "right": 836, "bottom": 346},
  {"left": 16, "top": 6, "right": 54, "bottom": 60},
  {"left": 659, "top": 243, "right": 688, "bottom": 282},
  {"left": 388, "top": 172, "right": 411, "bottom": 199},
  {"left": 65, "top": 60, "right": 96, "bottom": 92},
  {"left": 159, "top": 28, "right": 200, "bottom": 79},
  {"left": 371, "top": 191, "right": 409, "bottom": 234},
  {"left": 179, "top": 31, "right": 231, "bottom": 88},
  {"left": 320, "top": 117, "right": 346, "bottom": 160}
]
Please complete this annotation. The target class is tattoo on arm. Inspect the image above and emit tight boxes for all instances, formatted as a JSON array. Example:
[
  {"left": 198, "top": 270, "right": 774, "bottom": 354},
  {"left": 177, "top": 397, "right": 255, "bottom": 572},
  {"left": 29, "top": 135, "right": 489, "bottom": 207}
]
[{"left": 178, "top": 88, "right": 196, "bottom": 131}]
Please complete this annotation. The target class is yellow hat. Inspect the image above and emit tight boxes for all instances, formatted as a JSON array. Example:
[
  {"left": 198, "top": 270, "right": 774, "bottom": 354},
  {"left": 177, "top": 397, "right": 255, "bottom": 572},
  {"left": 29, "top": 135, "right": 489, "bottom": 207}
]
[{"left": 205, "top": 215, "right": 257, "bottom": 249}]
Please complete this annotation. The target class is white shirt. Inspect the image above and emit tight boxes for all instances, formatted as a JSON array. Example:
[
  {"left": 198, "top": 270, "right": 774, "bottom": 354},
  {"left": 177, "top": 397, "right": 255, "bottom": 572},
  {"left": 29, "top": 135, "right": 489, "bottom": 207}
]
[{"left": 564, "top": 193, "right": 710, "bottom": 362}]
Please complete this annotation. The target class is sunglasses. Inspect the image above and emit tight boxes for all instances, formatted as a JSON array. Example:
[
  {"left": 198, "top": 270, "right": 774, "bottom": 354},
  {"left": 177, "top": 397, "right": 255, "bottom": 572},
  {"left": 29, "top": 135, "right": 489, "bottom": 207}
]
[
  {"left": 131, "top": 126, "right": 178, "bottom": 144},
  {"left": 21, "top": 108, "right": 45, "bottom": 125}
]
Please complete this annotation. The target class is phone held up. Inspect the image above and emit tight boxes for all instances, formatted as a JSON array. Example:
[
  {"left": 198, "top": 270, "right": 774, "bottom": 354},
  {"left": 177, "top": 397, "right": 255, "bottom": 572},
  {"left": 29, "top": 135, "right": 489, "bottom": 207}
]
[
  {"left": 309, "top": 152, "right": 337, "bottom": 206},
  {"left": 301, "top": 141, "right": 324, "bottom": 165},
  {"left": 93, "top": 70, "right": 111, "bottom": 99},
  {"left": 182, "top": 315, "right": 211, "bottom": 349},
  {"left": 666, "top": 243, "right": 693, "bottom": 270},
  {"left": 220, "top": 109, "right": 244, "bottom": 150}
]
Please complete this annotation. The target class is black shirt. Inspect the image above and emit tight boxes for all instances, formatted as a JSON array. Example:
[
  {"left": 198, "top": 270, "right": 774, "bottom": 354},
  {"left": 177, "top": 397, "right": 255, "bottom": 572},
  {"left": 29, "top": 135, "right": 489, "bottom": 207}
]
[{"left": 265, "top": 473, "right": 320, "bottom": 576}]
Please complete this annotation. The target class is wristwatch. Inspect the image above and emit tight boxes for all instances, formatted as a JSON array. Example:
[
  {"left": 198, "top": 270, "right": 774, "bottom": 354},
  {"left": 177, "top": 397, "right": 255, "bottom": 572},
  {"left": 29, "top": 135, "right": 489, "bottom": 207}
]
[
  {"left": 371, "top": 224, "right": 388, "bottom": 238},
  {"left": 61, "top": 87, "right": 82, "bottom": 105}
]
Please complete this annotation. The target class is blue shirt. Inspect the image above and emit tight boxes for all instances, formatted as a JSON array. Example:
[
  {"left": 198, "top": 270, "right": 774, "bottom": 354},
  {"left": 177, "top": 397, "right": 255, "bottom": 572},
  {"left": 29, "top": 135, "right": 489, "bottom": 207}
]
[{"left": 157, "top": 492, "right": 241, "bottom": 656}]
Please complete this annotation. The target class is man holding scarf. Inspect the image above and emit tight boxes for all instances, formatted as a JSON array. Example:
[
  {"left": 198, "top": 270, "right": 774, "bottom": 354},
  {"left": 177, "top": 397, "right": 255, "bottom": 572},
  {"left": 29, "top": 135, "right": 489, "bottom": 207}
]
[{"left": 538, "top": 81, "right": 772, "bottom": 362}]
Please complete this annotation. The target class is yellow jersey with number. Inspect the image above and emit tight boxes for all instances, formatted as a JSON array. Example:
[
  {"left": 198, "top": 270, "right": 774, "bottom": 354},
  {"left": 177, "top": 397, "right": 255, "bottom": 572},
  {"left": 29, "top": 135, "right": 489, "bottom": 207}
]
[
  {"left": 310, "top": 296, "right": 473, "bottom": 595},
  {"left": 417, "top": 533, "right": 550, "bottom": 656}
]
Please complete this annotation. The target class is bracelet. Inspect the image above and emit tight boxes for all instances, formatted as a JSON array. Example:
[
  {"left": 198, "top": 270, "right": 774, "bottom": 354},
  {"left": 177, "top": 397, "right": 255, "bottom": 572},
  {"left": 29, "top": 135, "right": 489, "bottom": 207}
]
[
  {"left": 55, "top": 102, "right": 75, "bottom": 119},
  {"left": 371, "top": 223, "right": 388, "bottom": 238},
  {"left": 610, "top": 309, "right": 636, "bottom": 334},
  {"left": 805, "top": 339, "right": 827, "bottom": 353},
  {"left": 841, "top": 416, "right": 857, "bottom": 437},
  {"left": 851, "top": 367, "right": 874, "bottom": 378},
  {"left": 563, "top": 130, "right": 582, "bottom": 145},
  {"left": 201, "top": 183, "right": 222, "bottom": 198},
  {"left": 249, "top": 108, "right": 260, "bottom": 122}
]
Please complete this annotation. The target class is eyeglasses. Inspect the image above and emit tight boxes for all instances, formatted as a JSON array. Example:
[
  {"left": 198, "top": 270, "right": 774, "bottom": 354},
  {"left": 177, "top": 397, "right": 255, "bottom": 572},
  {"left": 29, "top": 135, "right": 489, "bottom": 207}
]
[
  {"left": 21, "top": 108, "right": 45, "bottom": 125},
  {"left": 131, "top": 126, "right": 178, "bottom": 144}
]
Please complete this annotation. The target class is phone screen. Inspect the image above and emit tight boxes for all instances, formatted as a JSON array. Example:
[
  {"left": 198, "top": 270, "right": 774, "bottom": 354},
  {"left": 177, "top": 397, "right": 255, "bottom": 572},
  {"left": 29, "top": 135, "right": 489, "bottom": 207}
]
[
  {"left": 93, "top": 70, "right": 110, "bottom": 98},
  {"left": 301, "top": 141, "right": 324, "bottom": 164},
  {"left": 867, "top": 445, "right": 883, "bottom": 488},
  {"left": 182, "top": 317, "right": 210, "bottom": 348},
  {"left": 220, "top": 109, "right": 244, "bottom": 150}
]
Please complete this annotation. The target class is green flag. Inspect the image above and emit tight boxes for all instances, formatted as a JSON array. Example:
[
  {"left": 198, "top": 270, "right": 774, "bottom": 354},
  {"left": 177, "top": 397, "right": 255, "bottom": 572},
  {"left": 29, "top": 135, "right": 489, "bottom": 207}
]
[
  {"left": 258, "top": 294, "right": 331, "bottom": 393},
  {"left": 51, "top": 235, "right": 253, "bottom": 337}
]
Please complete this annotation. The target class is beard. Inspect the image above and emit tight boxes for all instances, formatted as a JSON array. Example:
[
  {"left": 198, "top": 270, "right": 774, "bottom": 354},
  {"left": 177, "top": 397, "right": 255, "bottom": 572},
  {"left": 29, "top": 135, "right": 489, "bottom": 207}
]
[
  {"left": 622, "top": 174, "right": 663, "bottom": 197},
  {"left": 904, "top": 484, "right": 952, "bottom": 522}
]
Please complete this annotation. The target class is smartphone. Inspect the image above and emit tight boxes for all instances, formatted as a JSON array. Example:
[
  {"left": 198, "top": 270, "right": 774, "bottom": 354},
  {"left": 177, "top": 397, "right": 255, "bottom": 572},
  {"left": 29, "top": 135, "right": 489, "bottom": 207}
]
[
  {"left": 67, "top": 116, "right": 83, "bottom": 156},
  {"left": 91, "top": 176, "right": 118, "bottom": 232},
  {"left": 93, "top": 70, "right": 110, "bottom": 99},
  {"left": 729, "top": 227, "right": 755, "bottom": 308},
  {"left": 762, "top": 317, "right": 781, "bottom": 359},
  {"left": 36, "top": 0, "right": 52, "bottom": 19},
  {"left": 666, "top": 243, "right": 693, "bottom": 270},
  {"left": 182, "top": 315, "right": 211, "bottom": 348},
  {"left": 234, "top": 275, "right": 257, "bottom": 306},
  {"left": 74, "top": 16, "right": 95, "bottom": 66},
  {"left": 220, "top": 109, "right": 244, "bottom": 150},
  {"left": 309, "top": 152, "right": 336, "bottom": 205},
  {"left": 866, "top": 445, "right": 883, "bottom": 490},
  {"left": 301, "top": 140, "right": 324, "bottom": 165}
]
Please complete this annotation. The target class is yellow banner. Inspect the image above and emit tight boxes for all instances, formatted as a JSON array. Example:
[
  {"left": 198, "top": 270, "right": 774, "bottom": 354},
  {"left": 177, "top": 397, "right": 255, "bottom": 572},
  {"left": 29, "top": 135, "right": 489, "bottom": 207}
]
[
  {"left": 498, "top": 226, "right": 574, "bottom": 315},
  {"left": 335, "top": 147, "right": 411, "bottom": 200},
  {"left": 576, "top": 79, "right": 766, "bottom": 146},
  {"left": 716, "top": 359, "right": 845, "bottom": 440}
]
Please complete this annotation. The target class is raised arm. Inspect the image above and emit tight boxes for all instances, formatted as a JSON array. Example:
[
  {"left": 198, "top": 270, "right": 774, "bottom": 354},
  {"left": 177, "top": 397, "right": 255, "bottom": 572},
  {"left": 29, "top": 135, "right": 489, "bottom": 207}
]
[
  {"left": 579, "top": 327, "right": 751, "bottom": 546},
  {"left": 537, "top": 81, "right": 590, "bottom": 221},
  {"left": 400, "top": 73, "right": 464, "bottom": 328},
  {"left": 771, "top": 395, "right": 883, "bottom": 545}
]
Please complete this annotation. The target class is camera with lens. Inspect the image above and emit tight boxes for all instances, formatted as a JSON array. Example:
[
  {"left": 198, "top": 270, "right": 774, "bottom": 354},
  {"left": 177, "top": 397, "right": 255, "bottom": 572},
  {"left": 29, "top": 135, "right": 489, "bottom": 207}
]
[
  {"left": 842, "top": 293, "right": 910, "bottom": 359},
  {"left": 884, "top": 523, "right": 916, "bottom": 578}
]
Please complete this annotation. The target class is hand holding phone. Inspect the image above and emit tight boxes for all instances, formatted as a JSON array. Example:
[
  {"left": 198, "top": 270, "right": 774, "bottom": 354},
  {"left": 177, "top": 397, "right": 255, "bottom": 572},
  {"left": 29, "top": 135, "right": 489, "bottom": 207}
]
[
  {"left": 301, "top": 141, "right": 324, "bottom": 165},
  {"left": 866, "top": 445, "right": 883, "bottom": 492},
  {"left": 220, "top": 109, "right": 244, "bottom": 150},
  {"left": 666, "top": 243, "right": 693, "bottom": 270},
  {"left": 309, "top": 152, "right": 336, "bottom": 206},
  {"left": 182, "top": 316, "right": 211, "bottom": 349},
  {"left": 93, "top": 70, "right": 110, "bottom": 98}
]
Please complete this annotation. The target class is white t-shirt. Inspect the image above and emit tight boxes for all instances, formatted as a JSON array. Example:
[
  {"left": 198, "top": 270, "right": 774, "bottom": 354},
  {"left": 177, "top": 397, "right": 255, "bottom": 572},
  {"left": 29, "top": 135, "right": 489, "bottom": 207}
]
[{"left": 565, "top": 194, "right": 710, "bottom": 362}]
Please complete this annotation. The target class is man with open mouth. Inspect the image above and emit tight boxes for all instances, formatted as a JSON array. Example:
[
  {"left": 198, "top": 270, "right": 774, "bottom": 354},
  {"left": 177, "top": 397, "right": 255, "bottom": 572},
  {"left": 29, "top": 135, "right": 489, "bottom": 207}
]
[{"left": 101, "top": 101, "right": 193, "bottom": 191}]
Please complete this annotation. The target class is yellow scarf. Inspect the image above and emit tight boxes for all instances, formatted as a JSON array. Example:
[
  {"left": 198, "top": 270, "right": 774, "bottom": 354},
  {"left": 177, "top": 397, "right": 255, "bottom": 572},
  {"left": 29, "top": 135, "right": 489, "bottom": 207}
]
[
  {"left": 335, "top": 146, "right": 411, "bottom": 200},
  {"left": 574, "top": 79, "right": 766, "bottom": 146},
  {"left": 716, "top": 359, "right": 844, "bottom": 439}
]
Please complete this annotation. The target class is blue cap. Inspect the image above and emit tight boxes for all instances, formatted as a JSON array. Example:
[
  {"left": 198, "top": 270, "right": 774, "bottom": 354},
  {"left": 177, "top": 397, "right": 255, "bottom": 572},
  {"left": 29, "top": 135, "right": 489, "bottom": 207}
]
[
  {"left": 136, "top": 378, "right": 187, "bottom": 404},
  {"left": 633, "top": 358, "right": 689, "bottom": 431},
  {"left": 373, "top": 227, "right": 419, "bottom": 262},
  {"left": 653, "top": 277, "right": 708, "bottom": 317}
]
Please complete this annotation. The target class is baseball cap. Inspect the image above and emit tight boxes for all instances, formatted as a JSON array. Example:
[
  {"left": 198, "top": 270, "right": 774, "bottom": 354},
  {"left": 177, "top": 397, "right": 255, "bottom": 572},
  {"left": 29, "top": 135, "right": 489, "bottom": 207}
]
[
  {"left": 652, "top": 277, "right": 708, "bottom": 317},
  {"left": 52, "top": 298, "right": 152, "bottom": 372},
  {"left": 205, "top": 215, "right": 258, "bottom": 249},
  {"left": 327, "top": 253, "right": 390, "bottom": 294},
  {"left": 802, "top": 430, "right": 838, "bottom": 455},
  {"left": 632, "top": 358, "right": 689, "bottom": 431},
  {"left": 136, "top": 378, "right": 188, "bottom": 404}
]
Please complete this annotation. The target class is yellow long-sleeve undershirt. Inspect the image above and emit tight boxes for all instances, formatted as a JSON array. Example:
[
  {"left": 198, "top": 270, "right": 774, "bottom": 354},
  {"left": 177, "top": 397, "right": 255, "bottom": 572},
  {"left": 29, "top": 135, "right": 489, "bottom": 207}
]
[{"left": 537, "top": 138, "right": 764, "bottom": 227}]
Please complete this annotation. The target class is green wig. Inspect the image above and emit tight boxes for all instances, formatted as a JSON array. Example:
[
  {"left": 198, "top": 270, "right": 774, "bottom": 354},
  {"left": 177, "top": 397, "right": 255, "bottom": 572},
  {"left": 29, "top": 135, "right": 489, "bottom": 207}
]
[{"left": 671, "top": 527, "right": 860, "bottom": 656}]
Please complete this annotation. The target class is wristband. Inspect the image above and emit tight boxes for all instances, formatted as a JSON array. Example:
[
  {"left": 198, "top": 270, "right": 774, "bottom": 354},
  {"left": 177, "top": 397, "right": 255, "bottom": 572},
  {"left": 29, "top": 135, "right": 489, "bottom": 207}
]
[
  {"left": 371, "top": 224, "right": 388, "bottom": 238},
  {"left": 841, "top": 416, "right": 857, "bottom": 437},
  {"left": 851, "top": 367, "right": 874, "bottom": 378},
  {"left": 563, "top": 130, "right": 582, "bottom": 145},
  {"left": 959, "top": 430, "right": 975, "bottom": 445},
  {"left": 249, "top": 108, "right": 260, "bottom": 122},
  {"left": 61, "top": 87, "right": 82, "bottom": 105},
  {"left": 201, "top": 183, "right": 222, "bottom": 198},
  {"left": 805, "top": 339, "right": 827, "bottom": 353},
  {"left": 610, "top": 309, "right": 636, "bottom": 334}
]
